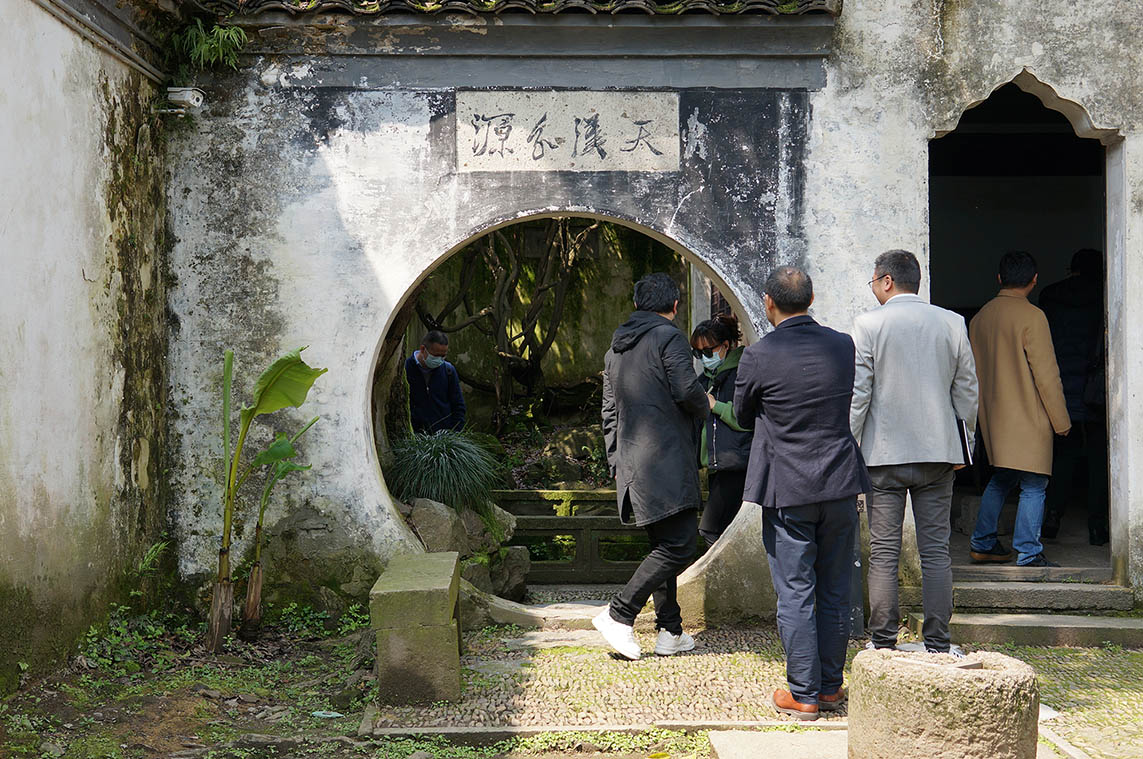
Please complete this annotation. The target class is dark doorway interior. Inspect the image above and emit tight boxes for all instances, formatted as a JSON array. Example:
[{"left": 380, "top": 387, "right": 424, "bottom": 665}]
[{"left": 929, "top": 83, "right": 1110, "bottom": 573}]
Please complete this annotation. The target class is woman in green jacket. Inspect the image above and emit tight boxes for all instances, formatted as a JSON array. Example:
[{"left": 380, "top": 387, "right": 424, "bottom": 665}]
[{"left": 691, "top": 314, "right": 753, "bottom": 544}]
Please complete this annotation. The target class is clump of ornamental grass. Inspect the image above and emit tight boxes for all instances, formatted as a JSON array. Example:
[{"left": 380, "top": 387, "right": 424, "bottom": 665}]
[{"left": 389, "top": 431, "right": 500, "bottom": 515}]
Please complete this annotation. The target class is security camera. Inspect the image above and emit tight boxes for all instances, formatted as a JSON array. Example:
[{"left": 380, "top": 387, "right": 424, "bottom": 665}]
[{"left": 167, "top": 87, "right": 205, "bottom": 109}]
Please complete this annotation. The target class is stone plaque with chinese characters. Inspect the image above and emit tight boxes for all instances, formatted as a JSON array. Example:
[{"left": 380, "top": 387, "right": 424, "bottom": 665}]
[{"left": 456, "top": 90, "right": 680, "bottom": 173}]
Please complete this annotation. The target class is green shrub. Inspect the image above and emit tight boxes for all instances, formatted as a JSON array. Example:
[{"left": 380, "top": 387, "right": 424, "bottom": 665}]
[{"left": 388, "top": 431, "right": 500, "bottom": 514}]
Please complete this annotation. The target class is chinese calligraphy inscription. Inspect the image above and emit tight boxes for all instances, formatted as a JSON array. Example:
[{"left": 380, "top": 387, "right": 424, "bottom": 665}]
[{"left": 457, "top": 91, "right": 679, "bottom": 173}]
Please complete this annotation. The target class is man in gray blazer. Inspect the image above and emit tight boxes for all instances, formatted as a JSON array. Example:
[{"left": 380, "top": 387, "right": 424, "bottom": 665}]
[{"left": 850, "top": 249, "right": 978, "bottom": 655}]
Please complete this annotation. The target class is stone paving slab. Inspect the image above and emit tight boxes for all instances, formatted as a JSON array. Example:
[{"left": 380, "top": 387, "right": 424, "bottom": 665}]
[
  {"left": 709, "top": 729, "right": 847, "bottom": 758},
  {"left": 709, "top": 729, "right": 1069, "bottom": 759}
]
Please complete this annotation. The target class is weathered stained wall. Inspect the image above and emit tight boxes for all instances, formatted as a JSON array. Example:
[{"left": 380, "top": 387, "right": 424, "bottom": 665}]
[
  {"left": 803, "top": 0, "right": 1143, "bottom": 595},
  {"left": 167, "top": 1, "right": 1143, "bottom": 603},
  {"left": 165, "top": 65, "right": 808, "bottom": 592},
  {"left": 0, "top": 0, "right": 168, "bottom": 690}
]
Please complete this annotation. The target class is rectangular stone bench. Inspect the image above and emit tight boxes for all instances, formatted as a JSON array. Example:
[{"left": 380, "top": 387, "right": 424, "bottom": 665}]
[{"left": 369, "top": 551, "right": 461, "bottom": 704}]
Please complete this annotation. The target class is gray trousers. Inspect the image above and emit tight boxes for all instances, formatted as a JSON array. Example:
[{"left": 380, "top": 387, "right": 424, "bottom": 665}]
[{"left": 867, "top": 463, "right": 955, "bottom": 652}]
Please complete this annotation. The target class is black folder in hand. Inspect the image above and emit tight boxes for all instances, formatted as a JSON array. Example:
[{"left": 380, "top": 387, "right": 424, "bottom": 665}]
[{"left": 956, "top": 418, "right": 974, "bottom": 466}]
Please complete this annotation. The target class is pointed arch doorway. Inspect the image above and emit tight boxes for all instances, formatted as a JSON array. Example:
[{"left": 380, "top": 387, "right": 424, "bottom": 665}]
[{"left": 929, "top": 79, "right": 1118, "bottom": 585}]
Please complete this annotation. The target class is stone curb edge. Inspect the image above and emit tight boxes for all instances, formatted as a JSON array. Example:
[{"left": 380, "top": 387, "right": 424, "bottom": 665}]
[
  {"left": 1039, "top": 726, "right": 1094, "bottom": 759},
  {"left": 359, "top": 715, "right": 1093, "bottom": 759},
  {"left": 362, "top": 719, "right": 849, "bottom": 744}
]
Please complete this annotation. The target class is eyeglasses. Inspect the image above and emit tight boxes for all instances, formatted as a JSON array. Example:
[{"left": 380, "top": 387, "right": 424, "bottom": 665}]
[{"left": 867, "top": 273, "right": 891, "bottom": 287}]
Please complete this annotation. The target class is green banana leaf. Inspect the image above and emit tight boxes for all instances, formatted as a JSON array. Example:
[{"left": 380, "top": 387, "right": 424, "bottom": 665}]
[
  {"left": 250, "top": 435, "right": 297, "bottom": 469},
  {"left": 240, "top": 347, "right": 327, "bottom": 427}
]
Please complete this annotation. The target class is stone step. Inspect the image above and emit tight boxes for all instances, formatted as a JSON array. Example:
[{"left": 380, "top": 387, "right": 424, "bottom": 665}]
[
  {"left": 901, "top": 581, "right": 1134, "bottom": 611},
  {"left": 911, "top": 611, "right": 1143, "bottom": 647},
  {"left": 952, "top": 564, "right": 1113, "bottom": 583}
]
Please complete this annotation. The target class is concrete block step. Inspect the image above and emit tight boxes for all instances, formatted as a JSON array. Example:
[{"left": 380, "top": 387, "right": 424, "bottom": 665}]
[
  {"left": 952, "top": 564, "right": 1113, "bottom": 583},
  {"left": 911, "top": 611, "right": 1143, "bottom": 648},
  {"left": 900, "top": 581, "right": 1134, "bottom": 611}
]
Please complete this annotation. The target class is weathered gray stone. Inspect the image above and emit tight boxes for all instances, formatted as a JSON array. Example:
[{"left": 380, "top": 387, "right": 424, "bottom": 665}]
[
  {"left": 490, "top": 545, "right": 531, "bottom": 602},
  {"left": 460, "top": 509, "right": 496, "bottom": 555},
  {"left": 375, "top": 621, "right": 461, "bottom": 704},
  {"left": 460, "top": 579, "right": 597, "bottom": 631},
  {"left": 915, "top": 581, "right": 1135, "bottom": 611},
  {"left": 491, "top": 503, "right": 517, "bottom": 543},
  {"left": 920, "top": 612, "right": 1143, "bottom": 648},
  {"left": 461, "top": 557, "right": 494, "bottom": 594},
  {"left": 849, "top": 649, "right": 1038, "bottom": 759},
  {"left": 545, "top": 427, "right": 604, "bottom": 460},
  {"left": 409, "top": 499, "right": 470, "bottom": 555},
  {"left": 369, "top": 552, "right": 459, "bottom": 629},
  {"left": 675, "top": 501, "right": 777, "bottom": 628},
  {"left": 709, "top": 730, "right": 847, "bottom": 759}
]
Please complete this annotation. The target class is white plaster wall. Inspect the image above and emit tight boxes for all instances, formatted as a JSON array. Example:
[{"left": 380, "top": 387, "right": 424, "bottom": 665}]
[
  {"left": 167, "top": 84, "right": 752, "bottom": 582},
  {"left": 0, "top": 0, "right": 123, "bottom": 587},
  {"left": 0, "top": 0, "right": 163, "bottom": 671},
  {"left": 804, "top": 0, "right": 1143, "bottom": 593},
  {"left": 168, "top": 1, "right": 1143, "bottom": 600}
]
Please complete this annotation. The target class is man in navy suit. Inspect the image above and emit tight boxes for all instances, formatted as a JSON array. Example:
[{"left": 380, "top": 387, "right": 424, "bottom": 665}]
[{"left": 734, "top": 266, "right": 871, "bottom": 721}]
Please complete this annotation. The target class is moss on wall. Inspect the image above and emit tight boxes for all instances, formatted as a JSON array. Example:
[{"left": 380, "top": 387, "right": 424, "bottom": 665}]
[{"left": 0, "top": 67, "right": 171, "bottom": 694}]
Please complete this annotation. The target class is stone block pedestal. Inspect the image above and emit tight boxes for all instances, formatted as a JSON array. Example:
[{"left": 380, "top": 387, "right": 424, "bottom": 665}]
[
  {"left": 369, "top": 551, "right": 461, "bottom": 704},
  {"left": 849, "top": 649, "right": 1039, "bottom": 759}
]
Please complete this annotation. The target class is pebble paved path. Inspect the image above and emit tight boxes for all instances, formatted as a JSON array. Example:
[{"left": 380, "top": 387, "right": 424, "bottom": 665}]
[
  {"left": 373, "top": 626, "right": 1143, "bottom": 759},
  {"left": 374, "top": 627, "right": 844, "bottom": 728},
  {"left": 987, "top": 643, "right": 1143, "bottom": 759}
]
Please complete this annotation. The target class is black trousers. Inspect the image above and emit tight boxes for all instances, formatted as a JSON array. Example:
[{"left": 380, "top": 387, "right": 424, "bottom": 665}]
[
  {"left": 1045, "top": 418, "right": 1109, "bottom": 536},
  {"left": 699, "top": 469, "right": 748, "bottom": 544},
  {"left": 609, "top": 508, "right": 698, "bottom": 635},
  {"left": 762, "top": 497, "right": 857, "bottom": 705}
]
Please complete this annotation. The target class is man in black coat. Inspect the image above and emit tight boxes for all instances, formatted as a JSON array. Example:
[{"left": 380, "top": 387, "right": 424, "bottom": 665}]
[
  {"left": 596, "top": 273, "right": 709, "bottom": 660},
  {"left": 734, "top": 266, "right": 871, "bottom": 721}
]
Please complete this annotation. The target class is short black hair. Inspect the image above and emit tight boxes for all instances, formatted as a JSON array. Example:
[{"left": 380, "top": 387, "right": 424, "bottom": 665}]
[
  {"left": 998, "top": 250, "right": 1037, "bottom": 288},
  {"left": 765, "top": 265, "right": 813, "bottom": 313},
  {"left": 1071, "top": 248, "right": 1103, "bottom": 278},
  {"left": 422, "top": 330, "right": 449, "bottom": 347},
  {"left": 633, "top": 272, "right": 680, "bottom": 313},
  {"left": 873, "top": 249, "right": 921, "bottom": 293}
]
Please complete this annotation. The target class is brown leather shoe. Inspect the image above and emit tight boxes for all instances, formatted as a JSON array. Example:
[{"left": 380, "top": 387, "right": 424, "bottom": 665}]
[
  {"left": 819, "top": 687, "right": 846, "bottom": 712},
  {"left": 771, "top": 688, "right": 819, "bottom": 720}
]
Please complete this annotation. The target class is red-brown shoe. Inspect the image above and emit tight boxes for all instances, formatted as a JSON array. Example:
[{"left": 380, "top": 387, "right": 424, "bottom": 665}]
[
  {"left": 819, "top": 687, "right": 846, "bottom": 712},
  {"left": 771, "top": 689, "right": 819, "bottom": 721}
]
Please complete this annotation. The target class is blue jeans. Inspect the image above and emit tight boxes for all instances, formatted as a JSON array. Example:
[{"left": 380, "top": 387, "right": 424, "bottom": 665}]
[{"left": 971, "top": 468, "right": 1050, "bottom": 564}]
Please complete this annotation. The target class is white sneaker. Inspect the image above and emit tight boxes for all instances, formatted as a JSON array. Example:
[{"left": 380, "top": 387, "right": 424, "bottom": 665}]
[
  {"left": 653, "top": 629, "right": 695, "bottom": 656},
  {"left": 592, "top": 609, "right": 641, "bottom": 660}
]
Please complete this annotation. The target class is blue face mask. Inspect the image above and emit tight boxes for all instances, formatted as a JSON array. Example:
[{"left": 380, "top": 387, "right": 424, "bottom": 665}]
[
  {"left": 422, "top": 352, "right": 445, "bottom": 370},
  {"left": 701, "top": 353, "right": 723, "bottom": 372}
]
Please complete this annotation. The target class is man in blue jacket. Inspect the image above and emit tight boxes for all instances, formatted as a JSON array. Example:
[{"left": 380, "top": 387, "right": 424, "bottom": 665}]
[
  {"left": 405, "top": 330, "right": 466, "bottom": 433},
  {"left": 735, "top": 266, "right": 871, "bottom": 721}
]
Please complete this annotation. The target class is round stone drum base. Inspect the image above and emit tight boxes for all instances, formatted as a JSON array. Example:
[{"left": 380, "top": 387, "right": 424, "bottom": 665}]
[{"left": 848, "top": 649, "right": 1039, "bottom": 759}]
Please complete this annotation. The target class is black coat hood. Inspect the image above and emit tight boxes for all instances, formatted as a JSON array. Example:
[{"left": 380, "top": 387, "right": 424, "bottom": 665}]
[{"left": 611, "top": 311, "right": 676, "bottom": 353}]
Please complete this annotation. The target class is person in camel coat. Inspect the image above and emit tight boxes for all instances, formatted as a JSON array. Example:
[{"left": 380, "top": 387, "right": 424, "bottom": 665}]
[{"left": 970, "top": 250, "right": 1071, "bottom": 568}]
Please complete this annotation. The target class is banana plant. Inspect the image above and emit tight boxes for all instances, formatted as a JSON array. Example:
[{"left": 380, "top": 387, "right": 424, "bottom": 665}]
[
  {"left": 240, "top": 415, "right": 319, "bottom": 640},
  {"left": 207, "top": 347, "right": 327, "bottom": 653}
]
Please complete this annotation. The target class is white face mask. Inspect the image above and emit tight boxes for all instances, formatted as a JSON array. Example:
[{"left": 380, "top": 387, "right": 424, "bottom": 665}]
[{"left": 701, "top": 354, "right": 723, "bottom": 372}]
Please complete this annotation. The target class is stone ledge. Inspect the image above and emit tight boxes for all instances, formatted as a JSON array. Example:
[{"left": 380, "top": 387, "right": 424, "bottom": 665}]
[
  {"left": 899, "top": 581, "right": 1134, "bottom": 611},
  {"left": 370, "top": 551, "right": 460, "bottom": 629},
  {"left": 920, "top": 612, "right": 1143, "bottom": 647}
]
